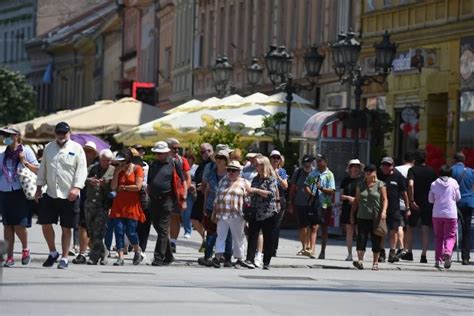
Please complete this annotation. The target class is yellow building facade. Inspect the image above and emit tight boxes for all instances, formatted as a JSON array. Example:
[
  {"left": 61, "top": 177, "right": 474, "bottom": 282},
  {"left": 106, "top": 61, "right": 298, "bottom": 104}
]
[{"left": 361, "top": 0, "right": 474, "bottom": 161}]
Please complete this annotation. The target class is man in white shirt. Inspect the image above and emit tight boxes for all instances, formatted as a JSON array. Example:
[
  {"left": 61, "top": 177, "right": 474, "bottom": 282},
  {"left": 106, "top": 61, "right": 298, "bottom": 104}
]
[{"left": 35, "top": 122, "right": 88, "bottom": 269}]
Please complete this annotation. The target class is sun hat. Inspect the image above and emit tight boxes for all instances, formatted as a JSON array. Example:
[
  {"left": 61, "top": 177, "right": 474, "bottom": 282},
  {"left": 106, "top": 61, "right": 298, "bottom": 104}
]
[{"left": 151, "top": 141, "right": 171, "bottom": 153}]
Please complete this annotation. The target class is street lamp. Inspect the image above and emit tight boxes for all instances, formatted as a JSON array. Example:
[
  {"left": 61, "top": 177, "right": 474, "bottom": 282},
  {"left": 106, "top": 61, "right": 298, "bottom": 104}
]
[
  {"left": 211, "top": 56, "right": 234, "bottom": 97},
  {"left": 246, "top": 58, "right": 264, "bottom": 87},
  {"left": 330, "top": 30, "right": 398, "bottom": 158},
  {"left": 263, "top": 45, "right": 325, "bottom": 146}
]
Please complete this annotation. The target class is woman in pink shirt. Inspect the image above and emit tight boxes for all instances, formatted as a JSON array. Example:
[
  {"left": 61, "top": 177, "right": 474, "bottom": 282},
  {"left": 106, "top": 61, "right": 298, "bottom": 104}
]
[{"left": 428, "top": 165, "right": 461, "bottom": 270}]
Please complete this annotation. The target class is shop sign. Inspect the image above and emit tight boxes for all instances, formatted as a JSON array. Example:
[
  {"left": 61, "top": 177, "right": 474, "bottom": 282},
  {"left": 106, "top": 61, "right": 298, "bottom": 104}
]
[{"left": 392, "top": 48, "right": 437, "bottom": 73}]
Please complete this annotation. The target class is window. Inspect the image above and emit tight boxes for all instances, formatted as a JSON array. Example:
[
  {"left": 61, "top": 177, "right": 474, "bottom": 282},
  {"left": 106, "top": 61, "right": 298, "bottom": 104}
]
[
  {"left": 383, "top": 0, "right": 391, "bottom": 8},
  {"left": 367, "top": 0, "right": 375, "bottom": 12}
]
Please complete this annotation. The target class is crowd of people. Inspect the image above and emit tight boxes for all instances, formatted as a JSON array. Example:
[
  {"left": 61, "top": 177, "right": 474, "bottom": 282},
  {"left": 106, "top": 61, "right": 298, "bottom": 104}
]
[{"left": 0, "top": 122, "right": 473, "bottom": 271}]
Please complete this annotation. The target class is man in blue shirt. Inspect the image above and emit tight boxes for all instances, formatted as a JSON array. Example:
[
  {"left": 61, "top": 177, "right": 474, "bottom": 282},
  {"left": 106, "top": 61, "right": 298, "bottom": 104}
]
[{"left": 452, "top": 152, "right": 474, "bottom": 265}]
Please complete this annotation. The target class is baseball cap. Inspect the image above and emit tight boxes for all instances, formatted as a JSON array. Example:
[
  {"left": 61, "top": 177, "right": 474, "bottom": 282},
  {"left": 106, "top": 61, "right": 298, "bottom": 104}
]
[
  {"left": 302, "top": 154, "right": 314, "bottom": 164},
  {"left": 215, "top": 149, "right": 229, "bottom": 159},
  {"left": 381, "top": 157, "right": 394, "bottom": 165},
  {"left": 364, "top": 164, "right": 377, "bottom": 172},
  {"left": 270, "top": 150, "right": 282, "bottom": 158},
  {"left": 151, "top": 141, "right": 171, "bottom": 153},
  {"left": 55, "top": 122, "right": 71, "bottom": 134},
  {"left": 315, "top": 153, "right": 327, "bottom": 162}
]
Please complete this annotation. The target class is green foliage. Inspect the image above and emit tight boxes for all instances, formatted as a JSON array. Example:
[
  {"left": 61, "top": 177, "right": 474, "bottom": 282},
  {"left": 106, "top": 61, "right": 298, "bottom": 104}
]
[
  {"left": 368, "top": 109, "right": 393, "bottom": 164},
  {"left": 255, "top": 112, "right": 286, "bottom": 148},
  {"left": 0, "top": 67, "right": 37, "bottom": 125}
]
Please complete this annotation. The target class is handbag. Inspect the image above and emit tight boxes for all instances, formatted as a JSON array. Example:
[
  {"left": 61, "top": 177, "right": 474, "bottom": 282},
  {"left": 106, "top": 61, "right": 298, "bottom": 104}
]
[
  {"left": 243, "top": 195, "right": 255, "bottom": 222},
  {"left": 373, "top": 212, "right": 388, "bottom": 237},
  {"left": 17, "top": 166, "right": 40, "bottom": 200},
  {"left": 307, "top": 183, "right": 324, "bottom": 225}
]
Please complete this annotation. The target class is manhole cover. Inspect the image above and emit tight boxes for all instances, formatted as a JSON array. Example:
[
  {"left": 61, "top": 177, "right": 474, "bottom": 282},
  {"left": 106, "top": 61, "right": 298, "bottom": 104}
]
[{"left": 239, "top": 275, "right": 315, "bottom": 281}]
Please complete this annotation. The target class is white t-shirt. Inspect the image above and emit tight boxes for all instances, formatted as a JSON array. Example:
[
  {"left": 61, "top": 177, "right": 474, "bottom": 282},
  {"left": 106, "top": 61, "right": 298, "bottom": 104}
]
[{"left": 395, "top": 164, "right": 412, "bottom": 210}]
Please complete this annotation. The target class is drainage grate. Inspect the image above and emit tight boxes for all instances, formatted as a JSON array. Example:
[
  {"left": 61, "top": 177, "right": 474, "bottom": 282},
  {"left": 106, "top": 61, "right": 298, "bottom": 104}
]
[{"left": 239, "top": 275, "right": 315, "bottom": 281}]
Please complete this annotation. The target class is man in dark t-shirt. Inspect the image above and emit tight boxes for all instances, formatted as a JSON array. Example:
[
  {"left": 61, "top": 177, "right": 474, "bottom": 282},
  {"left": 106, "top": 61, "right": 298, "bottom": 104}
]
[
  {"left": 378, "top": 157, "right": 409, "bottom": 263},
  {"left": 405, "top": 150, "right": 437, "bottom": 263}
]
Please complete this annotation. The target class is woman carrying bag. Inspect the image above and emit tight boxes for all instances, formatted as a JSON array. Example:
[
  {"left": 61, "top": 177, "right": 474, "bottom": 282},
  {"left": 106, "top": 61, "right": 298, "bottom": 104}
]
[{"left": 350, "top": 164, "right": 388, "bottom": 270}]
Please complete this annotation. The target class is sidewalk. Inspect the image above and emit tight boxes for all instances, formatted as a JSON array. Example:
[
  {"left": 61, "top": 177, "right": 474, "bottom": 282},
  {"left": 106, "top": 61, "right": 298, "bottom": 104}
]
[{"left": 4, "top": 222, "right": 473, "bottom": 273}]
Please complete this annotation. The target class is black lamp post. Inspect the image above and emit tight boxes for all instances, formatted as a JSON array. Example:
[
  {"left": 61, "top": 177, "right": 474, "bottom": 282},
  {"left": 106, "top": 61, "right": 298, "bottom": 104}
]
[
  {"left": 329, "top": 30, "right": 398, "bottom": 158},
  {"left": 211, "top": 56, "right": 234, "bottom": 97},
  {"left": 264, "top": 45, "right": 325, "bottom": 147},
  {"left": 246, "top": 58, "right": 264, "bottom": 88}
]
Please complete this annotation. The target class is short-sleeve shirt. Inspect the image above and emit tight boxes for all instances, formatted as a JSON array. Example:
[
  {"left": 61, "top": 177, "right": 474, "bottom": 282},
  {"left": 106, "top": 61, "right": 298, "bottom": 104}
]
[
  {"left": 357, "top": 180, "right": 385, "bottom": 220},
  {"left": 378, "top": 169, "right": 406, "bottom": 213},
  {"left": 407, "top": 165, "right": 437, "bottom": 207},
  {"left": 452, "top": 163, "right": 474, "bottom": 208},
  {"left": 0, "top": 145, "right": 38, "bottom": 192},
  {"left": 214, "top": 176, "right": 248, "bottom": 219},
  {"left": 340, "top": 175, "right": 361, "bottom": 214},
  {"left": 290, "top": 168, "right": 312, "bottom": 206},
  {"left": 305, "top": 168, "right": 336, "bottom": 209},
  {"left": 110, "top": 165, "right": 145, "bottom": 222},
  {"left": 250, "top": 175, "right": 279, "bottom": 221},
  {"left": 204, "top": 164, "right": 226, "bottom": 212}
]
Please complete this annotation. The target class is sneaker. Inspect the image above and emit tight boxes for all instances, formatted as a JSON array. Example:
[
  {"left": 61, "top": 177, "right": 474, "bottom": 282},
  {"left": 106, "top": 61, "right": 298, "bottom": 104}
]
[
  {"left": 254, "top": 259, "right": 262, "bottom": 268},
  {"left": 318, "top": 251, "right": 325, "bottom": 260},
  {"left": 72, "top": 254, "right": 87, "bottom": 264},
  {"left": 435, "top": 262, "right": 444, "bottom": 271},
  {"left": 132, "top": 252, "right": 143, "bottom": 265},
  {"left": 462, "top": 259, "right": 470, "bottom": 266},
  {"left": 401, "top": 252, "right": 413, "bottom": 261},
  {"left": 263, "top": 264, "right": 270, "bottom": 270},
  {"left": 43, "top": 252, "right": 60, "bottom": 267},
  {"left": 345, "top": 254, "right": 353, "bottom": 261},
  {"left": 21, "top": 249, "right": 31, "bottom": 265},
  {"left": 68, "top": 249, "right": 77, "bottom": 256},
  {"left": 57, "top": 259, "right": 68, "bottom": 269},
  {"left": 163, "top": 257, "right": 175, "bottom": 265},
  {"left": 100, "top": 250, "right": 109, "bottom": 265},
  {"left": 388, "top": 254, "right": 400, "bottom": 263},
  {"left": 3, "top": 257, "right": 14, "bottom": 267},
  {"left": 378, "top": 249, "right": 386, "bottom": 262},
  {"left": 171, "top": 242, "right": 177, "bottom": 253},
  {"left": 151, "top": 259, "right": 165, "bottom": 266},
  {"left": 241, "top": 260, "right": 256, "bottom": 269},
  {"left": 420, "top": 255, "right": 428, "bottom": 264},
  {"left": 113, "top": 258, "right": 124, "bottom": 266},
  {"left": 234, "top": 260, "right": 247, "bottom": 269},
  {"left": 210, "top": 257, "right": 222, "bottom": 268},
  {"left": 199, "top": 241, "right": 206, "bottom": 253},
  {"left": 198, "top": 257, "right": 210, "bottom": 266},
  {"left": 183, "top": 233, "right": 191, "bottom": 239},
  {"left": 443, "top": 254, "right": 451, "bottom": 269},
  {"left": 396, "top": 249, "right": 407, "bottom": 259},
  {"left": 86, "top": 258, "right": 98, "bottom": 265},
  {"left": 353, "top": 261, "right": 364, "bottom": 270},
  {"left": 223, "top": 260, "right": 232, "bottom": 268}
]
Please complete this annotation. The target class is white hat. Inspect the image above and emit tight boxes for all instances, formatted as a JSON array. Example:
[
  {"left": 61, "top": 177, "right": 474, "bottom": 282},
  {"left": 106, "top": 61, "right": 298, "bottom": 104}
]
[
  {"left": 84, "top": 141, "right": 97, "bottom": 152},
  {"left": 151, "top": 141, "right": 171, "bottom": 153},
  {"left": 347, "top": 159, "right": 364, "bottom": 170},
  {"left": 270, "top": 150, "right": 282, "bottom": 157},
  {"left": 227, "top": 160, "right": 243, "bottom": 170}
]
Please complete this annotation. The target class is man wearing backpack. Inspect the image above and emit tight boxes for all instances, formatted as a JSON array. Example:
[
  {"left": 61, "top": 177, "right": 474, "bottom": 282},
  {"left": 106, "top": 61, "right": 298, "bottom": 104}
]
[
  {"left": 452, "top": 152, "right": 474, "bottom": 265},
  {"left": 147, "top": 141, "right": 187, "bottom": 266},
  {"left": 288, "top": 155, "right": 315, "bottom": 256}
]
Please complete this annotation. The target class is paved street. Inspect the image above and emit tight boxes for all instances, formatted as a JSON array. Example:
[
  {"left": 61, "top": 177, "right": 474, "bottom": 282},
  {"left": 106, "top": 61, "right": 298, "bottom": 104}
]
[{"left": 1, "top": 223, "right": 473, "bottom": 315}]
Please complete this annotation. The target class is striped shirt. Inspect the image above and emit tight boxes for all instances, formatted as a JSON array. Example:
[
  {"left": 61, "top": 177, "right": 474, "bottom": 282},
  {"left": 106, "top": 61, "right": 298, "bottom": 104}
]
[{"left": 214, "top": 176, "right": 248, "bottom": 219}]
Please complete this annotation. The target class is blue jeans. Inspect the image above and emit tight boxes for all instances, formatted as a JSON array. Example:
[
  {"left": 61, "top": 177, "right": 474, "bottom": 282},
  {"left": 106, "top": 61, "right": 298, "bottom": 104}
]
[
  {"left": 112, "top": 218, "right": 139, "bottom": 251},
  {"left": 205, "top": 229, "right": 232, "bottom": 261},
  {"left": 105, "top": 218, "right": 114, "bottom": 251},
  {"left": 181, "top": 194, "right": 193, "bottom": 235}
]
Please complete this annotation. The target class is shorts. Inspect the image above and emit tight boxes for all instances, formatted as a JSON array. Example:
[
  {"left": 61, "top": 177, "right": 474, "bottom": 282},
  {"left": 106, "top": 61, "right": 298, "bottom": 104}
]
[
  {"left": 399, "top": 210, "right": 407, "bottom": 228},
  {"left": 386, "top": 211, "right": 401, "bottom": 231},
  {"left": 38, "top": 194, "right": 80, "bottom": 229},
  {"left": 408, "top": 205, "right": 433, "bottom": 227},
  {"left": 295, "top": 205, "right": 331, "bottom": 228},
  {"left": 0, "top": 190, "right": 32, "bottom": 227},
  {"left": 190, "top": 192, "right": 204, "bottom": 222},
  {"left": 340, "top": 207, "right": 351, "bottom": 225}
]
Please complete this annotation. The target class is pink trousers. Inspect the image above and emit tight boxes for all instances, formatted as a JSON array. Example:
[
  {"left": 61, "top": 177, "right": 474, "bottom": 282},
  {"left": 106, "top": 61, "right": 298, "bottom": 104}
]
[{"left": 432, "top": 217, "right": 458, "bottom": 263}]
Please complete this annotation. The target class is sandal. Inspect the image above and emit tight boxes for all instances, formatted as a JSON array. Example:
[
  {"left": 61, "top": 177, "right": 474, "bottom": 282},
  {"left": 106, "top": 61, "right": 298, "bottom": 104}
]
[
  {"left": 296, "top": 249, "right": 305, "bottom": 256},
  {"left": 372, "top": 263, "right": 379, "bottom": 271},
  {"left": 353, "top": 261, "right": 364, "bottom": 270}
]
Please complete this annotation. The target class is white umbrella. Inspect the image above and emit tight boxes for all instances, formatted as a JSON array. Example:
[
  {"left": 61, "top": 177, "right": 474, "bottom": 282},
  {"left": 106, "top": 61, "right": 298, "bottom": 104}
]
[{"left": 164, "top": 99, "right": 202, "bottom": 114}]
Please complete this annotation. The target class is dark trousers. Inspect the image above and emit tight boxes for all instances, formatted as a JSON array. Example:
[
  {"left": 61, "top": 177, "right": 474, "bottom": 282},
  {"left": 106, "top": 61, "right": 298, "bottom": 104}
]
[
  {"left": 460, "top": 206, "right": 473, "bottom": 260},
  {"left": 272, "top": 208, "right": 285, "bottom": 254},
  {"left": 356, "top": 219, "right": 382, "bottom": 253},
  {"left": 246, "top": 214, "right": 277, "bottom": 265},
  {"left": 84, "top": 206, "right": 108, "bottom": 260},
  {"left": 137, "top": 207, "right": 152, "bottom": 252},
  {"left": 150, "top": 195, "right": 174, "bottom": 262}
]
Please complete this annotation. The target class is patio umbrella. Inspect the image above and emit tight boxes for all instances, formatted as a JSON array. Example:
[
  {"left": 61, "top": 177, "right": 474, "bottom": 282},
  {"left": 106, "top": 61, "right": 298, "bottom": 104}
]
[{"left": 70, "top": 133, "right": 110, "bottom": 152}]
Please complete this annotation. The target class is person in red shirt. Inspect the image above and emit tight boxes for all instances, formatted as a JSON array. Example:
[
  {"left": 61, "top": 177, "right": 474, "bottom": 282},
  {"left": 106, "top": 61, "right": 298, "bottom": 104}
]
[
  {"left": 167, "top": 138, "right": 191, "bottom": 253},
  {"left": 110, "top": 149, "right": 145, "bottom": 266}
]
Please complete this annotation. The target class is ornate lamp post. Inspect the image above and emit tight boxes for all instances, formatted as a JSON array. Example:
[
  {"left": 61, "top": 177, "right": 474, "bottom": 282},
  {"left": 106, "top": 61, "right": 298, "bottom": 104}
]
[
  {"left": 264, "top": 45, "right": 325, "bottom": 147},
  {"left": 329, "top": 30, "right": 398, "bottom": 157},
  {"left": 246, "top": 58, "right": 264, "bottom": 89},
  {"left": 211, "top": 56, "right": 234, "bottom": 97}
]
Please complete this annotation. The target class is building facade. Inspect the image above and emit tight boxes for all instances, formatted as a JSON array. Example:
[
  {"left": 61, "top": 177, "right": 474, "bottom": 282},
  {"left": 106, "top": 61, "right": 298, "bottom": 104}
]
[{"left": 360, "top": 0, "right": 474, "bottom": 161}]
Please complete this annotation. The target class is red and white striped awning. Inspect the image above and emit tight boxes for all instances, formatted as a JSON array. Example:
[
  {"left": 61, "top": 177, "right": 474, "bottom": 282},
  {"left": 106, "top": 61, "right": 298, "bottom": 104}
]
[{"left": 302, "top": 111, "right": 368, "bottom": 140}]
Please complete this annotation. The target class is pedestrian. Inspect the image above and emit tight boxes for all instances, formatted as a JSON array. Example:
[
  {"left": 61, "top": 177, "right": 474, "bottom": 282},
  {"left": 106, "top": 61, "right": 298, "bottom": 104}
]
[
  {"left": 378, "top": 157, "right": 410, "bottom": 263},
  {"left": 72, "top": 141, "right": 97, "bottom": 264},
  {"left": 109, "top": 149, "right": 145, "bottom": 266},
  {"left": 147, "top": 141, "right": 187, "bottom": 266},
  {"left": 35, "top": 122, "right": 88, "bottom": 269},
  {"left": 351, "top": 164, "right": 388, "bottom": 271},
  {"left": 304, "top": 154, "right": 336, "bottom": 259},
  {"left": 244, "top": 156, "right": 280, "bottom": 270},
  {"left": 404, "top": 149, "right": 437, "bottom": 263},
  {"left": 395, "top": 151, "right": 415, "bottom": 257},
  {"left": 288, "top": 155, "right": 315, "bottom": 256},
  {"left": 241, "top": 151, "right": 260, "bottom": 183},
  {"left": 339, "top": 159, "right": 363, "bottom": 261},
  {"left": 211, "top": 160, "right": 249, "bottom": 268},
  {"left": 199, "top": 150, "right": 233, "bottom": 267},
  {"left": 269, "top": 150, "right": 288, "bottom": 257},
  {"left": 84, "top": 149, "right": 114, "bottom": 265},
  {"left": 428, "top": 165, "right": 461, "bottom": 270},
  {"left": 451, "top": 152, "right": 474, "bottom": 265},
  {"left": 190, "top": 143, "right": 214, "bottom": 249},
  {"left": 0, "top": 126, "right": 39, "bottom": 267},
  {"left": 167, "top": 138, "right": 191, "bottom": 253}
]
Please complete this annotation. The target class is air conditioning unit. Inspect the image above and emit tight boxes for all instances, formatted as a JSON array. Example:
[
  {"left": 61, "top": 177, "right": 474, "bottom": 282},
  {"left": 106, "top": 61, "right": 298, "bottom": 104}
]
[{"left": 326, "top": 92, "right": 347, "bottom": 109}]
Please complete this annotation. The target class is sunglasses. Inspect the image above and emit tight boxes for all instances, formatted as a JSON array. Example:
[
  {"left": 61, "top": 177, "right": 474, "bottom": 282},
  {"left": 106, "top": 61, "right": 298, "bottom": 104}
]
[
  {"left": 171, "top": 147, "right": 180, "bottom": 151},
  {"left": 270, "top": 156, "right": 281, "bottom": 160},
  {"left": 215, "top": 155, "right": 227, "bottom": 160},
  {"left": 200, "top": 149, "right": 211, "bottom": 154},
  {"left": 227, "top": 169, "right": 239, "bottom": 173}
]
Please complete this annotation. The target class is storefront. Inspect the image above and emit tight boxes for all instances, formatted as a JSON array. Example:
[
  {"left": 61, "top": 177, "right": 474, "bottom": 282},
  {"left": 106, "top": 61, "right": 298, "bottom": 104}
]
[{"left": 459, "top": 36, "right": 474, "bottom": 167}]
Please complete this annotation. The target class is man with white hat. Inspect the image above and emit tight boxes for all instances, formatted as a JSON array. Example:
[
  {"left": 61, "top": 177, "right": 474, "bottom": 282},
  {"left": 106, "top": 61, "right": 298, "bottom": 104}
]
[{"left": 147, "top": 141, "right": 187, "bottom": 266}]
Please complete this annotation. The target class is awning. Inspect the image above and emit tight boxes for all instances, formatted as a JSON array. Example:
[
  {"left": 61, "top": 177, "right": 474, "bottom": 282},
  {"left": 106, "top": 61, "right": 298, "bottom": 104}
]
[{"left": 302, "top": 111, "right": 368, "bottom": 140}]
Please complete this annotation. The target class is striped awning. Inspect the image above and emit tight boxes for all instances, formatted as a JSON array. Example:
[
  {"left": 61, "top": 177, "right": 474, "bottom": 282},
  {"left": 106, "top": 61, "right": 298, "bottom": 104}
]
[{"left": 302, "top": 111, "right": 368, "bottom": 140}]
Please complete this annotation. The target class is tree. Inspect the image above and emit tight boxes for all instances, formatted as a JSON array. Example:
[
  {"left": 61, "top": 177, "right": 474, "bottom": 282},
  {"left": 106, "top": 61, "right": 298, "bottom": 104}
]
[
  {"left": 0, "top": 67, "right": 37, "bottom": 125},
  {"left": 254, "top": 112, "right": 286, "bottom": 148}
]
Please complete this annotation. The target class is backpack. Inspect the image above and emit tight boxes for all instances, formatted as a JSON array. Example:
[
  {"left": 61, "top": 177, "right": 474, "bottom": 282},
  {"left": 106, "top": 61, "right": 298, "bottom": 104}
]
[{"left": 172, "top": 159, "right": 187, "bottom": 211}]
